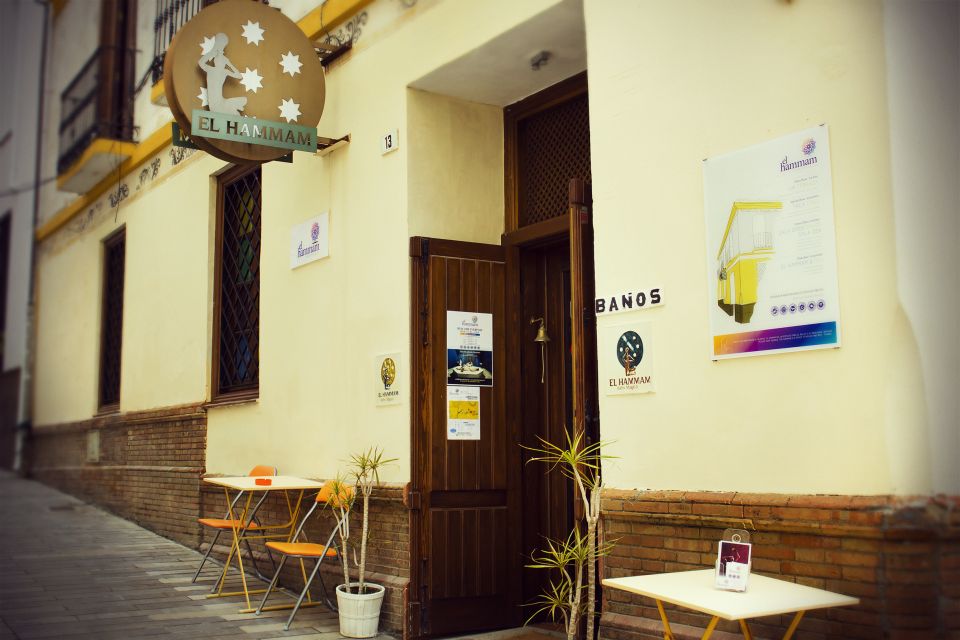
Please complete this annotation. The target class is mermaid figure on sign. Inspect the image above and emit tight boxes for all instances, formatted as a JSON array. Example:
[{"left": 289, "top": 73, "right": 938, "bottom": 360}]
[{"left": 199, "top": 33, "right": 247, "bottom": 115}]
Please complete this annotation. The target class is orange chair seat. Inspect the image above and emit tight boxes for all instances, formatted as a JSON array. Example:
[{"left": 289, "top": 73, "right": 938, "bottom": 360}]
[
  {"left": 265, "top": 541, "right": 338, "bottom": 558},
  {"left": 198, "top": 517, "right": 265, "bottom": 530}
]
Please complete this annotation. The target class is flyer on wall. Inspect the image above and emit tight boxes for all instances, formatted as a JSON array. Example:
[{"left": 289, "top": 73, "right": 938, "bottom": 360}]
[
  {"left": 600, "top": 321, "right": 656, "bottom": 395},
  {"left": 703, "top": 125, "right": 841, "bottom": 360},
  {"left": 447, "top": 385, "right": 480, "bottom": 440},
  {"left": 446, "top": 311, "right": 493, "bottom": 386}
]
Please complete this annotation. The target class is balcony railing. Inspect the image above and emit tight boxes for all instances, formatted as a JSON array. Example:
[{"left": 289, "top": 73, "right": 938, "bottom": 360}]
[
  {"left": 58, "top": 45, "right": 136, "bottom": 174},
  {"left": 151, "top": 0, "right": 214, "bottom": 85}
]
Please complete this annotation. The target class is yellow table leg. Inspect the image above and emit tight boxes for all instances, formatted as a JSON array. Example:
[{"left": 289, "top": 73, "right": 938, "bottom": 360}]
[
  {"left": 738, "top": 619, "right": 753, "bottom": 640},
  {"left": 655, "top": 599, "right": 675, "bottom": 640},
  {"left": 782, "top": 611, "right": 805, "bottom": 640},
  {"left": 233, "top": 492, "right": 254, "bottom": 610},
  {"left": 701, "top": 616, "right": 720, "bottom": 640}
]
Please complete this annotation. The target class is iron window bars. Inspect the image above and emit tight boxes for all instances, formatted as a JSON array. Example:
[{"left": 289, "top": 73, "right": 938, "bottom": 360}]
[
  {"left": 58, "top": 45, "right": 137, "bottom": 174},
  {"left": 99, "top": 228, "right": 126, "bottom": 410},
  {"left": 214, "top": 166, "right": 262, "bottom": 398}
]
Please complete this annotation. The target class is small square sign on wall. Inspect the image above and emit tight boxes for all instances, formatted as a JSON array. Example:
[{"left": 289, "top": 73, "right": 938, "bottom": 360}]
[{"left": 381, "top": 129, "right": 399, "bottom": 155}]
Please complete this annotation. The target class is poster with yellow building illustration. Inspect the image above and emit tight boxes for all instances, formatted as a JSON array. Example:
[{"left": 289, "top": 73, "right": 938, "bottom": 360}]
[{"left": 703, "top": 125, "right": 841, "bottom": 360}]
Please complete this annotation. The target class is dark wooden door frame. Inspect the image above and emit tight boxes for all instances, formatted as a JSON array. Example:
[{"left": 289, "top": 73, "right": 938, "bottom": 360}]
[{"left": 504, "top": 72, "right": 588, "bottom": 234}]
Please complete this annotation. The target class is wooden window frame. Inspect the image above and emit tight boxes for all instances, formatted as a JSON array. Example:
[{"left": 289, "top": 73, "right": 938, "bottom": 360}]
[
  {"left": 503, "top": 71, "right": 588, "bottom": 234},
  {"left": 211, "top": 163, "right": 262, "bottom": 405},
  {"left": 98, "top": 227, "right": 126, "bottom": 413}
]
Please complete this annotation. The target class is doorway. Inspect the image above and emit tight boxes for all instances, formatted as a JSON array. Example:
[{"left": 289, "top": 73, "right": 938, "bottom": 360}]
[
  {"left": 517, "top": 239, "right": 575, "bottom": 610},
  {"left": 408, "top": 74, "right": 595, "bottom": 639}
]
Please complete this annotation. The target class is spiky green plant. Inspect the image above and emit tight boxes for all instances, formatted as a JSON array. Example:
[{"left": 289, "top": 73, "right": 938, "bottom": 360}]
[
  {"left": 525, "top": 528, "right": 590, "bottom": 639},
  {"left": 348, "top": 447, "right": 397, "bottom": 594},
  {"left": 324, "top": 474, "right": 355, "bottom": 591},
  {"left": 525, "top": 430, "right": 614, "bottom": 640}
]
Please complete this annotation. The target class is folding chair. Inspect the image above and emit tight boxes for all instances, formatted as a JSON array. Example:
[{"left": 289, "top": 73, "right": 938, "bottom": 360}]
[
  {"left": 255, "top": 479, "right": 352, "bottom": 630},
  {"left": 193, "top": 464, "right": 278, "bottom": 585}
]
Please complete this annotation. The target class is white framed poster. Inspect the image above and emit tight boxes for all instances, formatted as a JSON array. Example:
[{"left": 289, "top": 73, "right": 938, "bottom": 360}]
[
  {"left": 447, "top": 385, "right": 480, "bottom": 440},
  {"left": 374, "top": 352, "right": 402, "bottom": 406},
  {"left": 290, "top": 212, "right": 329, "bottom": 269},
  {"left": 600, "top": 321, "right": 656, "bottom": 395},
  {"left": 446, "top": 311, "right": 493, "bottom": 386},
  {"left": 703, "top": 125, "right": 841, "bottom": 359}
]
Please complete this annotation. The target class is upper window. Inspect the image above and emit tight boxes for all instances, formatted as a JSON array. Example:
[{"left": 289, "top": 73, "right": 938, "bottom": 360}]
[
  {"left": 58, "top": 0, "right": 137, "bottom": 175},
  {"left": 99, "top": 228, "right": 126, "bottom": 411},
  {"left": 504, "top": 73, "right": 591, "bottom": 231},
  {"left": 213, "top": 165, "right": 262, "bottom": 400}
]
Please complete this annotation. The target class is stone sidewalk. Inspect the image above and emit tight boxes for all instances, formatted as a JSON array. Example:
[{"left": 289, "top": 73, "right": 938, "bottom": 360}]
[{"left": 0, "top": 471, "right": 390, "bottom": 640}]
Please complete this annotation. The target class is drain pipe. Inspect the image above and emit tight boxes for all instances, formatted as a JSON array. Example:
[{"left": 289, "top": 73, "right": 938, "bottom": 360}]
[{"left": 15, "top": 0, "right": 51, "bottom": 475}]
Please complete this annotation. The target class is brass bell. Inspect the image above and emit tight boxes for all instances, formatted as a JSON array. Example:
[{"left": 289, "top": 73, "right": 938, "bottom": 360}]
[
  {"left": 532, "top": 317, "right": 551, "bottom": 344},
  {"left": 530, "top": 317, "right": 550, "bottom": 383}
]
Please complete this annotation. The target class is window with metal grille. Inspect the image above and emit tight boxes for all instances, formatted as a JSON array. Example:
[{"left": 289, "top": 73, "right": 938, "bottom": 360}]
[
  {"left": 213, "top": 165, "right": 261, "bottom": 399},
  {"left": 99, "top": 228, "right": 125, "bottom": 410},
  {"left": 517, "top": 92, "right": 591, "bottom": 227},
  {"left": 505, "top": 74, "right": 592, "bottom": 230}
]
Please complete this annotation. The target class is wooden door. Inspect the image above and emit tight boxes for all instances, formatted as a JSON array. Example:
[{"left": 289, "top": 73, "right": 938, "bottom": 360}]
[
  {"left": 517, "top": 241, "right": 574, "bottom": 608},
  {"left": 409, "top": 238, "right": 522, "bottom": 638}
]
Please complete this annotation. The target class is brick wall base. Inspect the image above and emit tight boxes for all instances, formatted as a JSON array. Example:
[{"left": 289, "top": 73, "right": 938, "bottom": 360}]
[
  {"left": 28, "top": 403, "right": 206, "bottom": 547},
  {"left": 600, "top": 490, "right": 960, "bottom": 640}
]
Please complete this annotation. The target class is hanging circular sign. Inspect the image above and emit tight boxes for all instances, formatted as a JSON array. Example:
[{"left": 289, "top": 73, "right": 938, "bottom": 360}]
[{"left": 164, "top": 0, "right": 325, "bottom": 163}]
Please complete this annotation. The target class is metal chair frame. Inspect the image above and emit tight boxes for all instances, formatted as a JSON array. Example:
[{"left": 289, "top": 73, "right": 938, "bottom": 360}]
[
  {"left": 256, "top": 490, "right": 348, "bottom": 630},
  {"left": 193, "top": 488, "right": 279, "bottom": 588}
]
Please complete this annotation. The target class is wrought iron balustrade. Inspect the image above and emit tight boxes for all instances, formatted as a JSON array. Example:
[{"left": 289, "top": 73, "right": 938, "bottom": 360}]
[
  {"left": 58, "top": 45, "right": 136, "bottom": 174},
  {"left": 151, "top": 0, "right": 214, "bottom": 85}
]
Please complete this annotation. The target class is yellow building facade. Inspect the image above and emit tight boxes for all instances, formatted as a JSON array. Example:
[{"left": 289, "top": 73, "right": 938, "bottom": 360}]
[{"left": 27, "top": 0, "right": 959, "bottom": 638}]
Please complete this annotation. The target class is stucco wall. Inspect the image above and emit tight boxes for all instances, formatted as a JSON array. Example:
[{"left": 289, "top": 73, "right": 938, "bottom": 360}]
[
  {"left": 205, "top": 0, "right": 532, "bottom": 480},
  {"left": 584, "top": 0, "right": 947, "bottom": 495},
  {"left": 33, "top": 151, "right": 218, "bottom": 425},
  {"left": 0, "top": 0, "right": 45, "bottom": 397},
  {"left": 882, "top": 0, "right": 960, "bottom": 494}
]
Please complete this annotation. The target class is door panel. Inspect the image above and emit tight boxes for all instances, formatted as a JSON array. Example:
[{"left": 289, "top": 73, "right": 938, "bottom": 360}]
[
  {"left": 410, "top": 238, "right": 521, "bottom": 637},
  {"left": 518, "top": 242, "right": 574, "bottom": 609}
]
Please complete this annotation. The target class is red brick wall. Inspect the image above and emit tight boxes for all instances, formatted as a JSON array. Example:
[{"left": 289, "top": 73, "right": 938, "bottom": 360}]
[
  {"left": 29, "top": 403, "right": 206, "bottom": 547},
  {"left": 600, "top": 490, "right": 960, "bottom": 640},
  {"left": 198, "top": 480, "right": 410, "bottom": 634}
]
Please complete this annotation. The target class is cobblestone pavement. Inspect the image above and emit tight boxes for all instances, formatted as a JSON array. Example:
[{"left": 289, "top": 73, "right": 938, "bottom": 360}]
[{"left": 0, "top": 471, "right": 392, "bottom": 640}]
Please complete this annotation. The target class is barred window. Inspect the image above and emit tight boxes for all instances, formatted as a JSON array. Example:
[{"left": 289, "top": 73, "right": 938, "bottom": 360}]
[
  {"left": 99, "top": 228, "right": 125, "bottom": 410},
  {"left": 213, "top": 165, "right": 261, "bottom": 399}
]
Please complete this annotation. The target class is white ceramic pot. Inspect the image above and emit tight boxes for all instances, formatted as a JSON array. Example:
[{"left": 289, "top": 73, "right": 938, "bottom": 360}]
[{"left": 336, "top": 582, "right": 385, "bottom": 638}]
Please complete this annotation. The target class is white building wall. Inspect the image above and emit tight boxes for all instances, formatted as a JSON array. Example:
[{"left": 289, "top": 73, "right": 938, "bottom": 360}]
[
  {"left": 584, "top": 0, "right": 955, "bottom": 496},
  {"left": 883, "top": 0, "right": 960, "bottom": 495},
  {"left": 0, "top": 0, "right": 47, "bottom": 425}
]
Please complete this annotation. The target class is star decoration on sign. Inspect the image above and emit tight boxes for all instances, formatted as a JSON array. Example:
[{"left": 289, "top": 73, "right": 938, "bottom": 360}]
[
  {"left": 197, "top": 87, "right": 208, "bottom": 107},
  {"left": 200, "top": 35, "right": 215, "bottom": 56},
  {"left": 239, "top": 68, "right": 263, "bottom": 93},
  {"left": 278, "top": 98, "right": 301, "bottom": 123},
  {"left": 279, "top": 51, "right": 302, "bottom": 77},
  {"left": 241, "top": 21, "right": 265, "bottom": 46}
]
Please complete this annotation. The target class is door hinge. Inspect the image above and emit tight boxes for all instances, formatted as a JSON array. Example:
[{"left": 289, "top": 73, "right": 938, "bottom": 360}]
[{"left": 404, "top": 489, "right": 421, "bottom": 510}]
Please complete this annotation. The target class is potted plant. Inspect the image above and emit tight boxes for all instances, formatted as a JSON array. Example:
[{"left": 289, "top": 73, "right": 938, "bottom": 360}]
[
  {"left": 525, "top": 430, "right": 613, "bottom": 640},
  {"left": 332, "top": 447, "right": 397, "bottom": 638}
]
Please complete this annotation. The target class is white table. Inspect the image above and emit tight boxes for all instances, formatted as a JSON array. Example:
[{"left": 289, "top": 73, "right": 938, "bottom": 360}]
[
  {"left": 202, "top": 475, "right": 324, "bottom": 610},
  {"left": 603, "top": 569, "right": 859, "bottom": 640}
]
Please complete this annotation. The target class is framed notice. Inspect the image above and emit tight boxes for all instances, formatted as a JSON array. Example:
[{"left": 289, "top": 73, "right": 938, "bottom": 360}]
[
  {"left": 703, "top": 125, "right": 841, "bottom": 359},
  {"left": 290, "top": 212, "right": 329, "bottom": 269},
  {"left": 715, "top": 540, "right": 752, "bottom": 592},
  {"left": 600, "top": 321, "right": 656, "bottom": 395},
  {"left": 447, "top": 385, "right": 480, "bottom": 440},
  {"left": 446, "top": 311, "right": 493, "bottom": 386},
  {"left": 374, "top": 352, "right": 401, "bottom": 407}
]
